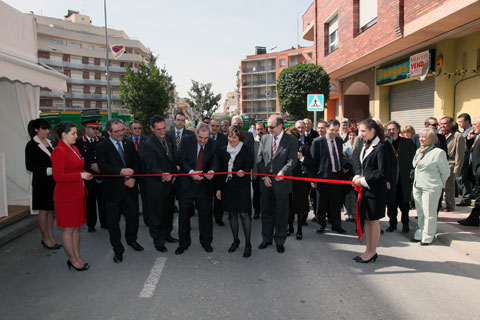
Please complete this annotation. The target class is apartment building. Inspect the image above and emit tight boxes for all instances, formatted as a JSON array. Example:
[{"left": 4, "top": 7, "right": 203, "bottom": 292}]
[
  {"left": 35, "top": 10, "right": 149, "bottom": 113},
  {"left": 240, "top": 45, "right": 314, "bottom": 120},
  {"left": 223, "top": 91, "right": 240, "bottom": 116},
  {"left": 303, "top": 0, "right": 480, "bottom": 131}
]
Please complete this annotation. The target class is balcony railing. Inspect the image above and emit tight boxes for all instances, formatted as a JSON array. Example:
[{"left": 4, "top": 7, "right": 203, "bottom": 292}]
[
  {"left": 40, "top": 90, "right": 64, "bottom": 98},
  {"left": 67, "top": 78, "right": 122, "bottom": 86},
  {"left": 242, "top": 94, "right": 277, "bottom": 100},
  {"left": 242, "top": 79, "right": 276, "bottom": 86},
  {"left": 39, "top": 58, "right": 131, "bottom": 73},
  {"left": 64, "top": 93, "right": 121, "bottom": 100},
  {"left": 242, "top": 65, "right": 276, "bottom": 73},
  {"left": 244, "top": 107, "right": 276, "bottom": 113}
]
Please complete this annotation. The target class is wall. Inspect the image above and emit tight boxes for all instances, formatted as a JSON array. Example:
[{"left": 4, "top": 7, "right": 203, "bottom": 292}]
[{"left": 404, "top": 0, "right": 452, "bottom": 24}]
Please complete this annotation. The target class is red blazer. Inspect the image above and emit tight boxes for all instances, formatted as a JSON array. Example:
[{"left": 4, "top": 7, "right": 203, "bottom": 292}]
[{"left": 51, "top": 140, "right": 86, "bottom": 202}]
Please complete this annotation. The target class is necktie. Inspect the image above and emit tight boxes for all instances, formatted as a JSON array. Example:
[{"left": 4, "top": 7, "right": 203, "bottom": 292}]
[
  {"left": 195, "top": 146, "right": 203, "bottom": 185},
  {"left": 176, "top": 131, "right": 181, "bottom": 147},
  {"left": 331, "top": 139, "right": 340, "bottom": 172},
  {"left": 163, "top": 139, "right": 169, "bottom": 156},
  {"left": 116, "top": 141, "right": 126, "bottom": 166},
  {"left": 270, "top": 136, "right": 277, "bottom": 173},
  {"left": 134, "top": 137, "right": 139, "bottom": 150},
  {"left": 211, "top": 135, "right": 216, "bottom": 141}
]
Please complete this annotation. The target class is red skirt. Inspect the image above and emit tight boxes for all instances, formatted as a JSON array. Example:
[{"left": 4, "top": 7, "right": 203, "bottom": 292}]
[{"left": 55, "top": 198, "right": 86, "bottom": 228}]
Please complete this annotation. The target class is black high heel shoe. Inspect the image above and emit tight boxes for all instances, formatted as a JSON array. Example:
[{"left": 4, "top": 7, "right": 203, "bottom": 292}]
[
  {"left": 296, "top": 233, "right": 303, "bottom": 240},
  {"left": 228, "top": 240, "right": 240, "bottom": 253},
  {"left": 66, "top": 260, "right": 89, "bottom": 271},
  {"left": 41, "top": 240, "right": 61, "bottom": 250},
  {"left": 243, "top": 244, "right": 252, "bottom": 258},
  {"left": 355, "top": 253, "right": 378, "bottom": 263}
]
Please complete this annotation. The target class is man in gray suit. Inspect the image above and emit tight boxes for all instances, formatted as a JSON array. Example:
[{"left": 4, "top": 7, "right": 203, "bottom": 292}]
[{"left": 257, "top": 115, "right": 298, "bottom": 253}]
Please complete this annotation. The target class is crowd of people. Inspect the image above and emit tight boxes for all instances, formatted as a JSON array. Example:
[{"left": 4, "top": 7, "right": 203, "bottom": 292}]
[{"left": 25, "top": 111, "right": 480, "bottom": 270}]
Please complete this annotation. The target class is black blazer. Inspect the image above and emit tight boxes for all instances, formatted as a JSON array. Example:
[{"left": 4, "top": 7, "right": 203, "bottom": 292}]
[
  {"left": 217, "top": 144, "right": 253, "bottom": 190},
  {"left": 304, "top": 130, "right": 319, "bottom": 147},
  {"left": 25, "top": 139, "right": 55, "bottom": 191},
  {"left": 140, "top": 134, "right": 177, "bottom": 196},
  {"left": 211, "top": 132, "right": 228, "bottom": 148},
  {"left": 176, "top": 134, "right": 219, "bottom": 197},
  {"left": 96, "top": 138, "right": 140, "bottom": 201},
  {"left": 310, "top": 136, "right": 345, "bottom": 183},
  {"left": 75, "top": 136, "right": 103, "bottom": 173},
  {"left": 293, "top": 143, "right": 315, "bottom": 178},
  {"left": 359, "top": 140, "right": 388, "bottom": 198},
  {"left": 468, "top": 135, "right": 480, "bottom": 182},
  {"left": 388, "top": 136, "right": 416, "bottom": 202},
  {"left": 129, "top": 135, "right": 148, "bottom": 152}
]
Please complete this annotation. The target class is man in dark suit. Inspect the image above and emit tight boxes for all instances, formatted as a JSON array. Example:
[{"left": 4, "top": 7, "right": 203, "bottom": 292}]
[
  {"left": 458, "top": 117, "right": 480, "bottom": 226},
  {"left": 456, "top": 113, "right": 473, "bottom": 206},
  {"left": 175, "top": 122, "right": 219, "bottom": 254},
  {"left": 96, "top": 119, "right": 143, "bottom": 263},
  {"left": 303, "top": 118, "right": 319, "bottom": 147},
  {"left": 167, "top": 111, "right": 195, "bottom": 155},
  {"left": 75, "top": 119, "right": 106, "bottom": 232},
  {"left": 412, "top": 117, "right": 448, "bottom": 154},
  {"left": 252, "top": 121, "right": 267, "bottom": 219},
  {"left": 310, "top": 119, "right": 347, "bottom": 234},
  {"left": 141, "top": 116, "right": 178, "bottom": 252},
  {"left": 257, "top": 115, "right": 298, "bottom": 253},
  {"left": 209, "top": 118, "right": 228, "bottom": 226},
  {"left": 385, "top": 121, "right": 416, "bottom": 233},
  {"left": 305, "top": 118, "right": 320, "bottom": 222},
  {"left": 232, "top": 115, "right": 254, "bottom": 156},
  {"left": 128, "top": 120, "right": 148, "bottom": 152}
]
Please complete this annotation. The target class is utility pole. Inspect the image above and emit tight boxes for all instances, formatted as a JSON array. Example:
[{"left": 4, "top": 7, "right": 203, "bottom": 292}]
[{"left": 104, "top": 0, "right": 112, "bottom": 119}]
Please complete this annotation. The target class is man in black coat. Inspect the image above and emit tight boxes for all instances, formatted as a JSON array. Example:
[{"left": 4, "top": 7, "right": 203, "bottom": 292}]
[
  {"left": 96, "top": 119, "right": 143, "bottom": 263},
  {"left": 167, "top": 111, "right": 194, "bottom": 155},
  {"left": 175, "top": 122, "right": 219, "bottom": 254},
  {"left": 141, "top": 116, "right": 178, "bottom": 252},
  {"left": 75, "top": 119, "right": 106, "bottom": 232},
  {"left": 412, "top": 117, "right": 448, "bottom": 154},
  {"left": 209, "top": 118, "right": 228, "bottom": 226},
  {"left": 303, "top": 118, "right": 319, "bottom": 147},
  {"left": 310, "top": 119, "right": 347, "bottom": 234},
  {"left": 385, "top": 121, "right": 416, "bottom": 233},
  {"left": 458, "top": 117, "right": 480, "bottom": 226}
]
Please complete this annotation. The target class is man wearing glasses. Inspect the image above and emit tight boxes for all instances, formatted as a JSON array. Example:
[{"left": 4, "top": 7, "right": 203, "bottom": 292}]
[
  {"left": 75, "top": 119, "right": 107, "bottom": 232},
  {"left": 129, "top": 121, "right": 147, "bottom": 152},
  {"left": 412, "top": 117, "right": 448, "bottom": 154}
]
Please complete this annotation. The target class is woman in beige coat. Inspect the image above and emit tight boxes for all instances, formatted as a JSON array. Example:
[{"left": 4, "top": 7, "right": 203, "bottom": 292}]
[{"left": 412, "top": 128, "right": 450, "bottom": 245}]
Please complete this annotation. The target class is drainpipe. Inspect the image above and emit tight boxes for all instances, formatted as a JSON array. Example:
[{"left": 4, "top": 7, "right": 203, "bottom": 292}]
[
  {"left": 314, "top": 0, "right": 318, "bottom": 65},
  {"left": 453, "top": 74, "right": 480, "bottom": 117}
]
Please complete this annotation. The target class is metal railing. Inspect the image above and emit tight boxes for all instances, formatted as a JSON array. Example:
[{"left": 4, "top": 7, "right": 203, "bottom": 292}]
[
  {"left": 64, "top": 93, "right": 120, "bottom": 100},
  {"left": 66, "top": 78, "right": 122, "bottom": 86},
  {"left": 39, "top": 58, "right": 134, "bottom": 73},
  {"left": 242, "top": 65, "right": 276, "bottom": 73},
  {"left": 242, "top": 79, "right": 276, "bottom": 86},
  {"left": 243, "top": 94, "right": 277, "bottom": 100}
]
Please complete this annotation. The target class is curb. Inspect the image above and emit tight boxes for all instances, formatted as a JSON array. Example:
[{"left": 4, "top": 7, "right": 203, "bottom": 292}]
[{"left": 0, "top": 215, "right": 38, "bottom": 247}]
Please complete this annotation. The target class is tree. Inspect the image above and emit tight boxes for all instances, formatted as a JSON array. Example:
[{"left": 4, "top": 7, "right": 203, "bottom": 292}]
[
  {"left": 186, "top": 80, "right": 222, "bottom": 120},
  {"left": 277, "top": 63, "right": 330, "bottom": 120},
  {"left": 119, "top": 52, "right": 175, "bottom": 132}
]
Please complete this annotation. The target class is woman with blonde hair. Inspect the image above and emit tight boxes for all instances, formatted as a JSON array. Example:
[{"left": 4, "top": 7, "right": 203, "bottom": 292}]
[
  {"left": 401, "top": 125, "right": 416, "bottom": 139},
  {"left": 411, "top": 128, "right": 449, "bottom": 245}
]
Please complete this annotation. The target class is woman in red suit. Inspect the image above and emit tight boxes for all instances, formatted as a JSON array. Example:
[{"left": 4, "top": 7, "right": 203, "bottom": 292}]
[{"left": 51, "top": 122, "right": 92, "bottom": 271}]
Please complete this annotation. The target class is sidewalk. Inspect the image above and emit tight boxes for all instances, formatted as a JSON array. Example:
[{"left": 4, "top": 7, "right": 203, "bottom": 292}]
[{"left": 0, "top": 206, "right": 36, "bottom": 247}]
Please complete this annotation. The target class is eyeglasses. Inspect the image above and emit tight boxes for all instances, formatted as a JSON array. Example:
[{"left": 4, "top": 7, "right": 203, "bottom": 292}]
[
  {"left": 268, "top": 125, "right": 278, "bottom": 130},
  {"left": 111, "top": 128, "right": 125, "bottom": 134},
  {"left": 428, "top": 123, "right": 438, "bottom": 127},
  {"left": 132, "top": 127, "right": 141, "bottom": 130}
]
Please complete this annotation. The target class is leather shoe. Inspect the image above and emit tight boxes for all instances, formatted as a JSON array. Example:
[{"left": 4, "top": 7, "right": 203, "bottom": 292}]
[
  {"left": 385, "top": 226, "right": 396, "bottom": 232},
  {"left": 316, "top": 226, "right": 325, "bottom": 234},
  {"left": 276, "top": 244, "right": 285, "bottom": 253},
  {"left": 410, "top": 238, "right": 421, "bottom": 243},
  {"left": 458, "top": 218, "right": 479, "bottom": 226},
  {"left": 165, "top": 235, "right": 179, "bottom": 243},
  {"left": 402, "top": 226, "right": 410, "bottom": 233},
  {"left": 332, "top": 226, "right": 346, "bottom": 234},
  {"left": 253, "top": 213, "right": 260, "bottom": 220},
  {"left": 113, "top": 252, "right": 123, "bottom": 263},
  {"left": 175, "top": 246, "right": 186, "bottom": 255},
  {"left": 203, "top": 244, "right": 213, "bottom": 253},
  {"left": 87, "top": 227, "right": 95, "bottom": 233},
  {"left": 258, "top": 241, "right": 272, "bottom": 249},
  {"left": 155, "top": 245, "right": 168, "bottom": 252},
  {"left": 215, "top": 220, "right": 225, "bottom": 226},
  {"left": 127, "top": 241, "right": 144, "bottom": 251},
  {"left": 420, "top": 242, "right": 431, "bottom": 246}
]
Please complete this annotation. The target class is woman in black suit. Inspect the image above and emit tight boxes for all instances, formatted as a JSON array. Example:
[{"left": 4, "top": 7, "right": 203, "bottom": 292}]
[
  {"left": 352, "top": 119, "right": 387, "bottom": 263},
  {"left": 285, "top": 127, "right": 314, "bottom": 240},
  {"left": 216, "top": 126, "right": 253, "bottom": 257},
  {"left": 25, "top": 118, "right": 61, "bottom": 250}
]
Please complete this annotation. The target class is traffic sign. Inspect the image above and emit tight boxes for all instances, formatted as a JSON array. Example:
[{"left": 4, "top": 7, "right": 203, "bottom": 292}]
[{"left": 307, "top": 94, "right": 324, "bottom": 111}]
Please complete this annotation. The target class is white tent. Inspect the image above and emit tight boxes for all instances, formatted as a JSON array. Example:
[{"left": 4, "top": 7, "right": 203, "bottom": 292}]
[{"left": 0, "top": 1, "right": 67, "bottom": 216}]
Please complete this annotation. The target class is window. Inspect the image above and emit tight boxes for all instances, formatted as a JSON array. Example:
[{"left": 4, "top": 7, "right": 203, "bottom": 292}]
[
  {"left": 359, "top": 0, "right": 377, "bottom": 32},
  {"left": 328, "top": 15, "right": 339, "bottom": 53},
  {"left": 279, "top": 59, "right": 286, "bottom": 67},
  {"left": 87, "top": 45, "right": 94, "bottom": 51},
  {"left": 289, "top": 56, "right": 298, "bottom": 67},
  {"left": 70, "top": 57, "right": 82, "bottom": 64},
  {"left": 49, "top": 39, "right": 63, "bottom": 45},
  {"left": 69, "top": 42, "right": 82, "bottom": 49}
]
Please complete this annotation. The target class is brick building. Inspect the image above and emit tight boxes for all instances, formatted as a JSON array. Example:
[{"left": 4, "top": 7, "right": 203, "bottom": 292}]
[
  {"left": 303, "top": 0, "right": 480, "bottom": 130},
  {"left": 240, "top": 45, "right": 314, "bottom": 120},
  {"left": 35, "top": 10, "right": 149, "bottom": 113}
]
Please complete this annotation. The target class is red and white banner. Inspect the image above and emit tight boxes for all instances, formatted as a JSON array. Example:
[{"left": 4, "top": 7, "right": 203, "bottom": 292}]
[
  {"left": 110, "top": 45, "right": 125, "bottom": 59},
  {"left": 409, "top": 50, "right": 430, "bottom": 79}
]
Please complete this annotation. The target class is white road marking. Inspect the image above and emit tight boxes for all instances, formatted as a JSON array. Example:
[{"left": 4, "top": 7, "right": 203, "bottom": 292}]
[{"left": 139, "top": 257, "right": 167, "bottom": 298}]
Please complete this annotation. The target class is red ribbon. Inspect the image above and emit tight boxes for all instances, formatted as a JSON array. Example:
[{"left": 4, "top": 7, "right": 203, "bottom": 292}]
[{"left": 93, "top": 171, "right": 363, "bottom": 240}]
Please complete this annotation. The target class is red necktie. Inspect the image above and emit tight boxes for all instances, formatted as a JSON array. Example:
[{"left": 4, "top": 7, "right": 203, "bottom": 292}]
[
  {"left": 195, "top": 146, "right": 203, "bottom": 185},
  {"left": 270, "top": 136, "right": 277, "bottom": 173}
]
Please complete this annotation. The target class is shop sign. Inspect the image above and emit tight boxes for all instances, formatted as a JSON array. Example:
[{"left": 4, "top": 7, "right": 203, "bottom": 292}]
[
  {"left": 376, "top": 50, "right": 435, "bottom": 85},
  {"left": 409, "top": 50, "right": 429, "bottom": 78},
  {"left": 376, "top": 60, "right": 409, "bottom": 85}
]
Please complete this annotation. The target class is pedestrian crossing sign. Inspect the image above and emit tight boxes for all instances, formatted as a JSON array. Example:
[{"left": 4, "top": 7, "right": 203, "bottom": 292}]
[{"left": 307, "top": 94, "right": 324, "bottom": 111}]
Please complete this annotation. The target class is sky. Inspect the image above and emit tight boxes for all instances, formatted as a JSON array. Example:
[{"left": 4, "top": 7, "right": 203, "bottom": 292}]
[{"left": 6, "top": 0, "right": 313, "bottom": 109}]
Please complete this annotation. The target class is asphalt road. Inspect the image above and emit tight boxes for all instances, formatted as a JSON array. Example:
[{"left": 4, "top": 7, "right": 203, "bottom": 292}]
[{"left": 1, "top": 212, "right": 479, "bottom": 320}]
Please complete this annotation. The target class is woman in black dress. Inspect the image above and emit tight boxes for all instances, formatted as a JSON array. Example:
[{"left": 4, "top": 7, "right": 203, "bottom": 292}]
[
  {"left": 216, "top": 126, "right": 253, "bottom": 257},
  {"left": 285, "top": 127, "right": 314, "bottom": 240},
  {"left": 25, "top": 118, "right": 61, "bottom": 250},
  {"left": 352, "top": 119, "right": 387, "bottom": 263}
]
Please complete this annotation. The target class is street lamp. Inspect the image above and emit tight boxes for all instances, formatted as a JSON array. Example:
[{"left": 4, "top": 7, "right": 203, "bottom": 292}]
[
  {"left": 265, "top": 45, "right": 277, "bottom": 119},
  {"left": 47, "top": 46, "right": 66, "bottom": 111}
]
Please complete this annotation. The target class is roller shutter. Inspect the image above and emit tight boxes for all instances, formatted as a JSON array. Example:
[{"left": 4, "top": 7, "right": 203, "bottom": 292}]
[{"left": 389, "top": 76, "right": 435, "bottom": 133}]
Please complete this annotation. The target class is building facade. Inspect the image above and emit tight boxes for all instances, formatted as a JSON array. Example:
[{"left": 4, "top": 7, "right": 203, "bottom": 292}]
[
  {"left": 303, "top": 0, "right": 480, "bottom": 131},
  {"left": 223, "top": 91, "right": 240, "bottom": 116},
  {"left": 35, "top": 10, "right": 149, "bottom": 114},
  {"left": 240, "top": 45, "right": 314, "bottom": 120}
]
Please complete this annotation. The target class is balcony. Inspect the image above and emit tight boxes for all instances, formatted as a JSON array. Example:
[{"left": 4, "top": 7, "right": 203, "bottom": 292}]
[
  {"left": 244, "top": 107, "right": 277, "bottom": 114},
  {"left": 242, "top": 65, "right": 276, "bottom": 74},
  {"left": 64, "top": 93, "right": 121, "bottom": 100},
  {"left": 39, "top": 58, "right": 130, "bottom": 73},
  {"left": 242, "top": 94, "right": 277, "bottom": 101},
  {"left": 242, "top": 79, "right": 276, "bottom": 87},
  {"left": 40, "top": 90, "right": 64, "bottom": 98},
  {"left": 302, "top": 2, "right": 315, "bottom": 41},
  {"left": 67, "top": 78, "right": 122, "bottom": 86}
]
